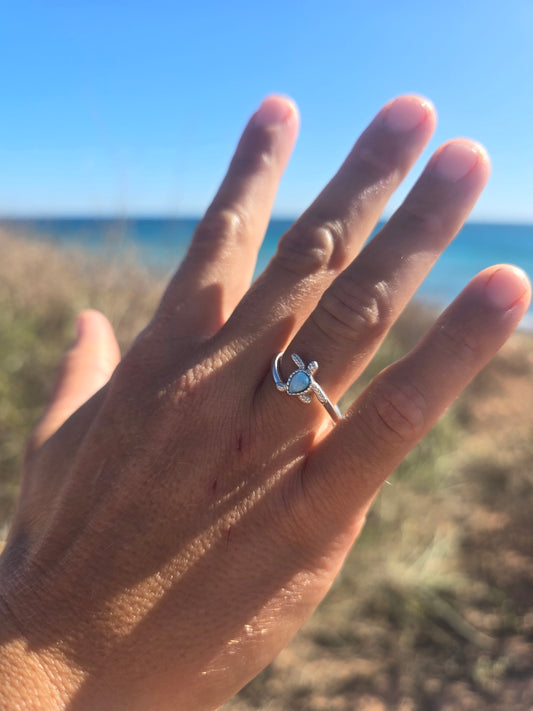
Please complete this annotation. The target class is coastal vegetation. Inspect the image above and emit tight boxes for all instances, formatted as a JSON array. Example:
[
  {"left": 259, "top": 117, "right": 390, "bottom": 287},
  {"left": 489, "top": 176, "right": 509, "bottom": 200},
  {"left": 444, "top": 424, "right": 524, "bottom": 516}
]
[{"left": 1, "top": 229, "right": 532, "bottom": 710}]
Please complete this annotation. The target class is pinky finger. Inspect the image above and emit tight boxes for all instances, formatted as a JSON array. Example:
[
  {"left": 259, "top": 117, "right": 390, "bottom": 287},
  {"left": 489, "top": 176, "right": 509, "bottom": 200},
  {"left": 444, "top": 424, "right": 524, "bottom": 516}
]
[{"left": 302, "top": 264, "right": 531, "bottom": 540}]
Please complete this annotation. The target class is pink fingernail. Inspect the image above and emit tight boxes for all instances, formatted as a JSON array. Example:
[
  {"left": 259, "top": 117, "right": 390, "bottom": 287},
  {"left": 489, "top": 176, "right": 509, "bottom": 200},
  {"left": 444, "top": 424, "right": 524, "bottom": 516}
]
[
  {"left": 433, "top": 141, "right": 482, "bottom": 182},
  {"left": 253, "top": 96, "right": 296, "bottom": 127},
  {"left": 484, "top": 266, "right": 530, "bottom": 310},
  {"left": 384, "top": 96, "right": 430, "bottom": 133}
]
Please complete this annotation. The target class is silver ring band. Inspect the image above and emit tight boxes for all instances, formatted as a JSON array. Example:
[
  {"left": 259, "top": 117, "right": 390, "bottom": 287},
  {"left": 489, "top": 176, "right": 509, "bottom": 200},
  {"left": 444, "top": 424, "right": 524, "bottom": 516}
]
[{"left": 272, "top": 352, "right": 341, "bottom": 424}]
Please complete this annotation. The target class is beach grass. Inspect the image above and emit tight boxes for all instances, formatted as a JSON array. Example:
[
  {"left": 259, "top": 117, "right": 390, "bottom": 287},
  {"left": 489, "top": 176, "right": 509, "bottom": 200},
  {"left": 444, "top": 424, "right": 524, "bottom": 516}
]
[{"left": 1, "top": 229, "right": 532, "bottom": 710}]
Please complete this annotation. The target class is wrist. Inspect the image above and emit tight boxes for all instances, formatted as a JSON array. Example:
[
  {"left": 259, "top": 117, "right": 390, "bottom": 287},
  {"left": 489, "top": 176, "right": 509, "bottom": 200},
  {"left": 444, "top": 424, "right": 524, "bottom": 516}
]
[{"left": 0, "top": 582, "right": 79, "bottom": 710}]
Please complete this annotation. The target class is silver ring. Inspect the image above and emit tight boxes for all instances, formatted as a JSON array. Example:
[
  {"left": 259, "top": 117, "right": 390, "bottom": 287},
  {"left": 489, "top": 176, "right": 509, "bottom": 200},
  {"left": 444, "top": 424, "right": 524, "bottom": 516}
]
[{"left": 272, "top": 352, "right": 341, "bottom": 424}]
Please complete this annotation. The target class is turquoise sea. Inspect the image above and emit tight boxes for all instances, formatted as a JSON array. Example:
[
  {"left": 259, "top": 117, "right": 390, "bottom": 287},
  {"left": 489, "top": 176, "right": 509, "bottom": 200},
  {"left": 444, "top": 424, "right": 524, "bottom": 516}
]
[{"left": 2, "top": 218, "right": 532, "bottom": 330}]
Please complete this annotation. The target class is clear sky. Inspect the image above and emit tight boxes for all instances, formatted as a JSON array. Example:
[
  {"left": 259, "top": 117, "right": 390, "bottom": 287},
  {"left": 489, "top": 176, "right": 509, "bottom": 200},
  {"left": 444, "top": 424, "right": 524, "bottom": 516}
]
[{"left": 1, "top": 1, "right": 532, "bottom": 221}]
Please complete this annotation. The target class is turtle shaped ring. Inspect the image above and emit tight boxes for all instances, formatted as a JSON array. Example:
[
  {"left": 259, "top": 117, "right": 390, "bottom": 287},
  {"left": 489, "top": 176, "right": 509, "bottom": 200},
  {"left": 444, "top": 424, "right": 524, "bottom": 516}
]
[
  {"left": 274, "top": 353, "right": 320, "bottom": 404},
  {"left": 272, "top": 352, "right": 342, "bottom": 423}
]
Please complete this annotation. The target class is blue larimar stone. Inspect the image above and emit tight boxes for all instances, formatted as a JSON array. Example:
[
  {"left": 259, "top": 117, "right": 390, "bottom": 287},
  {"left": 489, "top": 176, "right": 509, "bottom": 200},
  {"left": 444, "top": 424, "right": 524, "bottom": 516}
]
[{"left": 288, "top": 370, "right": 310, "bottom": 394}]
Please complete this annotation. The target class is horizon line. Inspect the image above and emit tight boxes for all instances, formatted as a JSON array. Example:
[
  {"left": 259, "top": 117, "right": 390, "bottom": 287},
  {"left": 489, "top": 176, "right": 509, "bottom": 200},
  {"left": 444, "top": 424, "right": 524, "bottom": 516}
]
[{"left": 1, "top": 214, "right": 532, "bottom": 227}]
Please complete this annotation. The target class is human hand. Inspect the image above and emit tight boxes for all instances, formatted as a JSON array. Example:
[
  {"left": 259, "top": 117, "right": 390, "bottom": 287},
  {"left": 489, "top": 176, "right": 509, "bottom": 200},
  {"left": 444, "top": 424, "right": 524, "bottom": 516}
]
[{"left": 0, "top": 95, "right": 530, "bottom": 710}]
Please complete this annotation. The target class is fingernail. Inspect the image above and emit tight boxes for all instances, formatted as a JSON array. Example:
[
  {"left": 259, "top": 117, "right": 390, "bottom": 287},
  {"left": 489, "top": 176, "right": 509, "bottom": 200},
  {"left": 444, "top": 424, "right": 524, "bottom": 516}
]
[
  {"left": 253, "top": 96, "right": 296, "bottom": 127},
  {"left": 485, "top": 266, "right": 530, "bottom": 310},
  {"left": 433, "top": 141, "right": 482, "bottom": 182},
  {"left": 384, "top": 96, "right": 430, "bottom": 133}
]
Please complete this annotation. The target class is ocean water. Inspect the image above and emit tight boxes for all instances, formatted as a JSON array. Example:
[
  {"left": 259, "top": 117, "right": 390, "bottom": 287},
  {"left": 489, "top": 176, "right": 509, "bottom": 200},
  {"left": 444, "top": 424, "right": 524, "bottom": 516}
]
[{"left": 2, "top": 217, "right": 532, "bottom": 329}]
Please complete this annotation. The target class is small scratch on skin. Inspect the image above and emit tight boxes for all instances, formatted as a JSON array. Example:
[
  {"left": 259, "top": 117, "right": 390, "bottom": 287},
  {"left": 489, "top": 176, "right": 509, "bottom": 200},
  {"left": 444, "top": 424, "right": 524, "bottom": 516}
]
[
  {"left": 225, "top": 525, "right": 232, "bottom": 549},
  {"left": 211, "top": 478, "right": 218, "bottom": 493},
  {"left": 237, "top": 434, "right": 243, "bottom": 453}
]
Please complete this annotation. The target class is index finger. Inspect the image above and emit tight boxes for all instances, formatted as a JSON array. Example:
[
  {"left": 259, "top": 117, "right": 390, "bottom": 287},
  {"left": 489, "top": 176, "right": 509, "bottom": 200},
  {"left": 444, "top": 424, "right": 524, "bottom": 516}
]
[{"left": 157, "top": 96, "right": 299, "bottom": 340}]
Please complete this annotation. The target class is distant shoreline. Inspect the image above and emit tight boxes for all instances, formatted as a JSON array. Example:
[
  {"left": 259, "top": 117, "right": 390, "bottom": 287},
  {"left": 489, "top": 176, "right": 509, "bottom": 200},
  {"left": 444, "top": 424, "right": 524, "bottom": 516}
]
[
  {"left": 1, "top": 215, "right": 532, "bottom": 226},
  {"left": 1, "top": 219, "right": 532, "bottom": 332}
]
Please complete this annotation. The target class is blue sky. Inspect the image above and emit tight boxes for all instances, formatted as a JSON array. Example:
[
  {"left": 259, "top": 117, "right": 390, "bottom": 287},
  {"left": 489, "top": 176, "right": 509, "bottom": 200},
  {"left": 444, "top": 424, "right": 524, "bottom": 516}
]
[{"left": 0, "top": 1, "right": 532, "bottom": 220}]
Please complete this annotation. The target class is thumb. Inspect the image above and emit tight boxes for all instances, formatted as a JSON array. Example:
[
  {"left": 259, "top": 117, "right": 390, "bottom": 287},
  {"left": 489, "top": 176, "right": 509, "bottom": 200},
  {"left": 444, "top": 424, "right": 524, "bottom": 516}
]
[{"left": 31, "top": 310, "right": 121, "bottom": 449}]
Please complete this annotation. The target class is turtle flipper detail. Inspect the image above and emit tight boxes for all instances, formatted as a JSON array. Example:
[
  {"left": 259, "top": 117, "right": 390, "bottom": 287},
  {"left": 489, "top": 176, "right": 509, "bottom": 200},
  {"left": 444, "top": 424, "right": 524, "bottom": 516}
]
[
  {"left": 311, "top": 382, "right": 327, "bottom": 403},
  {"left": 291, "top": 353, "right": 305, "bottom": 369}
]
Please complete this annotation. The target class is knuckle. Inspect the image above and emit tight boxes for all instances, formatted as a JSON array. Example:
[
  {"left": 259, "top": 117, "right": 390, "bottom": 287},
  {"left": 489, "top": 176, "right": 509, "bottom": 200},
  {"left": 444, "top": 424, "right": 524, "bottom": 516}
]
[
  {"left": 394, "top": 198, "right": 444, "bottom": 237},
  {"left": 434, "top": 316, "right": 479, "bottom": 369},
  {"left": 276, "top": 218, "right": 349, "bottom": 276},
  {"left": 312, "top": 275, "right": 392, "bottom": 344},
  {"left": 193, "top": 206, "right": 248, "bottom": 252},
  {"left": 367, "top": 376, "right": 427, "bottom": 446},
  {"left": 356, "top": 145, "right": 397, "bottom": 184},
  {"left": 232, "top": 141, "right": 274, "bottom": 175}
]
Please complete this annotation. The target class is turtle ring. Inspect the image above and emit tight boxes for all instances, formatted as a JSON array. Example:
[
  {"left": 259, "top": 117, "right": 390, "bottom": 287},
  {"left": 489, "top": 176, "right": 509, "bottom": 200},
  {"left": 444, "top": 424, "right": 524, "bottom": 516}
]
[{"left": 272, "top": 352, "right": 342, "bottom": 424}]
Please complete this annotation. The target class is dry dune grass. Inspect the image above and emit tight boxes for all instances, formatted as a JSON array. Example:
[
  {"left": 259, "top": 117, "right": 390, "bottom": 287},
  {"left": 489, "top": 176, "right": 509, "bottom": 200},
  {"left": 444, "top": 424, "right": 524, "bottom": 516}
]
[
  {"left": 0, "top": 229, "right": 165, "bottom": 526},
  {"left": 0, "top": 229, "right": 532, "bottom": 710}
]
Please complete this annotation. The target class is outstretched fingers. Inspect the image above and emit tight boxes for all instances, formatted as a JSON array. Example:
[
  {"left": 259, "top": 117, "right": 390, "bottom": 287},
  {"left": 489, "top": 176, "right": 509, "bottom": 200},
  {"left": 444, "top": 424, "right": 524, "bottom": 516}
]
[
  {"left": 296, "top": 265, "right": 531, "bottom": 545},
  {"left": 223, "top": 95, "right": 436, "bottom": 362},
  {"left": 267, "top": 139, "right": 491, "bottom": 424}
]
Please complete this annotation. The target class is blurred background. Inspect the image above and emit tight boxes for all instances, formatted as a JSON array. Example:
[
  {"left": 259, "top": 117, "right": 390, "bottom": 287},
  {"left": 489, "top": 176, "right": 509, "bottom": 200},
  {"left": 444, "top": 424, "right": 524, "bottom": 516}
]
[{"left": 1, "top": 2, "right": 532, "bottom": 709}]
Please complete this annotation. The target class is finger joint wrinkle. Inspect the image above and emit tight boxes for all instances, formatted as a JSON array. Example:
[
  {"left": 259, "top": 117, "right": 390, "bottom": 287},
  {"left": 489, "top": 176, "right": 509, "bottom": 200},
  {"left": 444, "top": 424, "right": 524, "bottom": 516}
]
[
  {"left": 276, "top": 219, "right": 349, "bottom": 276},
  {"left": 314, "top": 277, "right": 391, "bottom": 343},
  {"left": 368, "top": 377, "right": 427, "bottom": 445}
]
